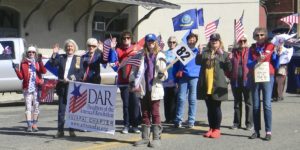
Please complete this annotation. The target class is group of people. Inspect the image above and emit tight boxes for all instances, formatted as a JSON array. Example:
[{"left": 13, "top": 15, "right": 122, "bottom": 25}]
[{"left": 12, "top": 26, "right": 292, "bottom": 148}]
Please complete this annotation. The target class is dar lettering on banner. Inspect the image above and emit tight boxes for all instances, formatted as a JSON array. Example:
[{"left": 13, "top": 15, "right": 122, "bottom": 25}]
[{"left": 65, "top": 81, "right": 117, "bottom": 135}]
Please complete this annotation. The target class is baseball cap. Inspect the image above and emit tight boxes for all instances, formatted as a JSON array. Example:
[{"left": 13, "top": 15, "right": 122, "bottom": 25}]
[
  {"left": 28, "top": 46, "right": 37, "bottom": 52},
  {"left": 210, "top": 33, "right": 221, "bottom": 41},
  {"left": 145, "top": 34, "right": 157, "bottom": 42}
]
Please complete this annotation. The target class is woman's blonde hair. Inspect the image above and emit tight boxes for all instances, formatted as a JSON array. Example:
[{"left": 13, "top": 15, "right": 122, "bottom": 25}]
[
  {"left": 207, "top": 39, "right": 225, "bottom": 51},
  {"left": 143, "top": 41, "right": 160, "bottom": 55},
  {"left": 64, "top": 39, "right": 79, "bottom": 52}
]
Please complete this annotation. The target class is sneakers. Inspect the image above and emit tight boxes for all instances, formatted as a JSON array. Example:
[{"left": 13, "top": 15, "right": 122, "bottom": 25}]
[
  {"left": 210, "top": 129, "right": 221, "bottom": 138},
  {"left": 203, "top": 129, "right": 213, "bottom": 137},
  {"left": 174, "top": 122, "right": 183, "bottom": 128},
  {"left": 121, "top": 127, "right": 129, "bottom": 134},
  {"left": 245, "top": 126, "right": 253, "bottom": 131},
  {"left": 32, "top": 124, "right": 39, "bottom": 132},
  {"left": 26, "top": 126, "right": 32, "bottom": 132},
  {"left": 131, "top": 127, "right": 141, "bottom": 134},
  {"left": 249, "top": 132, "right": 260, "bottom": 139},
  {"left": 230, "top": 125, "right": 240, "bottom": 130},
  {"left": 264, "top": 134, "right": 272, "bottom": 141},
  {"left": 187, "top": 124, "right": 194, "bottom": 129}
]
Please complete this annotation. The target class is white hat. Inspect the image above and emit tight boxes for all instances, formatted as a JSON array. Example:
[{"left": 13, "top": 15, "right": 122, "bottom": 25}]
[
  {"left": 28, "top": 46, "right": 37, "bottom": 52},
  {"left": 86, "top": 38, "right": 98, "bottom": 46}
]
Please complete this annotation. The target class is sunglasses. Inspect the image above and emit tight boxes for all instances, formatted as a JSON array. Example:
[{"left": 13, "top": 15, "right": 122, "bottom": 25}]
[
  {"left": 88, "top": 45, "right": 97, "bottom": 48},
  {"left": 122, "top": 36, "right": 131, "bottom": 40},
  {"left": 168, "top": 41, "right": 176, "bottom": 44},
  {"left": 27, "top": 51, "right": 36, "bottom": 54},
  {"left": 239, "top": 40, "right": 247, "bottom": 43},
  {"left": 255, "top": 34, "right": 265, "bottom": 37}
]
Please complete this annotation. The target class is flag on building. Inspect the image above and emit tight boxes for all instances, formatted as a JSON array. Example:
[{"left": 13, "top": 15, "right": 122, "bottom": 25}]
[
  {"left": 280, "top": 13, "right": 299, "bottom": 28},
  {"left": 172, "top": 9, "right": 198, "bottom": 31},
  {"left": 197, "top": 8, "right": 204, "bottom": 26},
  {"left": 235, "top": 11, "right": 245, "bottom": 42},
  {"left": 39, "top": 79, "right": 57, "bottom": 103},
  {"left": 205, "top": 19, "right": 220, "bottom": 41},
  {"left": 157, "top": 34, "right": 165, "bottom": 50}
]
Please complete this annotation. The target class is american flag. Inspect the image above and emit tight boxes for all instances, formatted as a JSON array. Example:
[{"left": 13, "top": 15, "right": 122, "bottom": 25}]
[
  {"left": 39, "top": 79, "right": 57, "bottom": 103},
  {"left": 280, "top": 13, "right": 299, "bottom": 28},
  {"left": 157, "top": 34, "right": 165, "bottom": 50},
  {"left": 103, "top": 38, "right": 112, "bottom": 62},
  {"left": 127, "top": 51, "right": 144, "bottom": 67},
  {"left": 205, "top": 19, "right": 220, "bottom": 41},
  {"left": 235, "top": 11, "right": 244, "bottom": 42},
  {"left": 69, "top": 84, "right": 88, "bottom": 113}
]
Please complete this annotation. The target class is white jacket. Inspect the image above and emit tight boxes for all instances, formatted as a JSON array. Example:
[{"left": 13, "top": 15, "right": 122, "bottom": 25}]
[{"left": 130, "top": 51, "right": 168, "bottom": 100}]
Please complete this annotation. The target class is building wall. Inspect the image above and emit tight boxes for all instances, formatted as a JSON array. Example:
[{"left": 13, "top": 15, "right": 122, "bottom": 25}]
[{"left": 136, "top": 0, "right": 260, "bottom": 50}]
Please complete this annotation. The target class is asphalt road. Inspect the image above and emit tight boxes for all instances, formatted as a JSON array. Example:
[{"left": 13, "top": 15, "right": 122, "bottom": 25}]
[{"left": 0, "top": 91, "right": 299, "bottom": 150}]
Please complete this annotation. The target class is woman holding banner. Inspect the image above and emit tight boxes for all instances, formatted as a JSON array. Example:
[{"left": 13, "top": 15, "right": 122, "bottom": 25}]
[
  {"left": 13, "top": 45, "right": 47, "bottom": 132},
  {"left": 133, "top": 33, "right": 167, "bottom": 148},
  {"left": 196, "top": 33, "right": 232, "bottom": 139},
  {"left": 247, "top": 27, "right": 279, "bottom": 141},
  {"left": 50, "top": 39, "right": 84, "bottom": 138}
]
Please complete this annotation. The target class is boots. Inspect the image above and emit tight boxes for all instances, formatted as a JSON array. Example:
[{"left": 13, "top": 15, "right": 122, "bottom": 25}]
[
  {"left": 69, "top": 130, "right": 76, "bottom": 137},
  {"left": 133, "top": 125, "right": 150, "bottom": 147},
  {"left": 149, "top": 124, "right": 163, "bottom": 148}
]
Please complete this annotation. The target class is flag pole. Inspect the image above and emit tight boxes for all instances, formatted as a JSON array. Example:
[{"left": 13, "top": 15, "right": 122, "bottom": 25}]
[
  {"left": 234, "top": 19, "right": 237, "bottom": 46},
  {"left": 287, "top": 23, "right": 294, "bottom": 34}
]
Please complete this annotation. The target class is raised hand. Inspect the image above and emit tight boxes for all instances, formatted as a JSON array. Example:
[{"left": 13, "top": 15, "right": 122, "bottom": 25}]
[
  {"left": 98, "top": 40, "right": 103, "bottom": 51},
  {"left": 53, "top": 43, "right": 59, "bottom": 54},
  {"left": 111, "top": 37, "right": 117, "bottom": 49}
]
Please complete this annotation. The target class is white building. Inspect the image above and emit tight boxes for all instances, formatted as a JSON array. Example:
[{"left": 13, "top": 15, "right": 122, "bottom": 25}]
[{"left": 0, "top": 0, "right": 260, "bottom": 50}]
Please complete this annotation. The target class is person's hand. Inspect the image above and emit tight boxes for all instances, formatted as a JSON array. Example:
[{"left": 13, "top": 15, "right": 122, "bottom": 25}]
[
  {"left": 176, "top": 71, "right": 183, "bottom": 78},
  {"left": 157, "top": 72, "right": 164, "bottom": 79},
  {"left": 12, "top": 62, "right": 18, "bottom": 69},
  {"left": 258, "top": 54, "right": 265, "bottom": 62},
  {"left": 37, "top": 53, "right": 43, "bottom": 62},
  {"left": 111, "top": 37, "right": 117, "bottom": 49},
  {"left": 216, "top": 49, "right": 224, "bottom": 55},
  {"left": 197, "top": 44, "right": 203, "bottom": 55},
  {"left": 228, "top": 52, "right": 233, "bottom": 60},
  {"left": 53, "top": 43, "right": 59, "bottom": 54},
  {"left": 70, "top": 75, "right": 76, "bottom": 81},
  {"left": 98, "top": 40, "right": 103, "bottom": 51}
]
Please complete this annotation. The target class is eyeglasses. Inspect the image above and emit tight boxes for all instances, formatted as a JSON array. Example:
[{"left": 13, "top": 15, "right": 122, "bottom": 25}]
[
  {"left": 88, "top": 45, "right": 97, "bottom": 48},
  {"left": 27, "top": 51, "right": 36, "bottom": 54},
  {"left": 239, "top": 40, "right": 247, "bottom": 43},
  {"left": 168, "top": 41, "right": 177, "bottom": 44},
  {"left": 122, "top": 36, "right": 131, "bottom": 40},
  {"left": 255, "top": 34, "right": 265, "bottom": 37}
]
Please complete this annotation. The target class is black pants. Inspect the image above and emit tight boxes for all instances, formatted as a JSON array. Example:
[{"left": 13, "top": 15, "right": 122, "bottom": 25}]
[
  {"left": 232, "top": 86, "right": 253, "bottom": 128},
  {"left": 205, "top": 97, "right": 222, "bottom": 129},
  {"left": 120, "top": 86, "right": 141, "bottom": 127},
  {"left": 163, "top": 87, "right": 177, "bottom": 122}
]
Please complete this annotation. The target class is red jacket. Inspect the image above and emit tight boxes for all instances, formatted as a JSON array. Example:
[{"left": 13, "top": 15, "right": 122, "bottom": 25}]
[
  {"left": 15, "top": 59, "right": 47, "bottom": 90},
  {"left": 248, "top": 42, "right": 275, "bottom": 75},
  {"left": 116, "top": 45, "right": 137, "bottom": 84}
]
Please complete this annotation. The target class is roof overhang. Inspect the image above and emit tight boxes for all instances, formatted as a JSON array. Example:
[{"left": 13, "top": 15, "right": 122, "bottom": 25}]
[{"left": 103, "top": 0, "right": 180, "bottom": 9}]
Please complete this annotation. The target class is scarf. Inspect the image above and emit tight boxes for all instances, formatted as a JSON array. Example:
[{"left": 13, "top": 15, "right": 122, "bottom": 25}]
[{"left": 27, "top": 58, "right": 36, "bottom": 92}]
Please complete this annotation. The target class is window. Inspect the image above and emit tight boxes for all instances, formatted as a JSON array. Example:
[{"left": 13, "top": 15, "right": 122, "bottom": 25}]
[
  {"left": 92, "top": 11, "right": 128, "bottom": 41},
  {"left": 0, "top": 41, "right": 15, "bottom": 60}
]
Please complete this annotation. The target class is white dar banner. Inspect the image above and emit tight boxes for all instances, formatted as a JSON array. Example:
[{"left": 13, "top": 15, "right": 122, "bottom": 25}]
[{"left": 65, "top": 81, "right": 118, "bottom": 134}]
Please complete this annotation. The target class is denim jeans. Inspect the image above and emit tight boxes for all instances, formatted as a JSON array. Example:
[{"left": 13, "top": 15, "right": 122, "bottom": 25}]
[
  {"left": 251, "top": 75, "right": 274, "bottom": 133},
  {"left": 120, "top": 86, "right": 141, "bottom": 128},
  {"left": 175, "top": 76, "right": 198, "bottom": 125}
]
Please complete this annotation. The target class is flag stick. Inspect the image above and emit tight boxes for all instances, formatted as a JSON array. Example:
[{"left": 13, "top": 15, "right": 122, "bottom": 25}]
[
  {"left": 161, "top": 57, "right": 179, "bottom": 73},
  {"left": 287, "top": 23, "right": 294, "bottom": 34}
]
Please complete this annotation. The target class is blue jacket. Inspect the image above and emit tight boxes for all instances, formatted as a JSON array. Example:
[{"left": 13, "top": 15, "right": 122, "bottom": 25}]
[{"left": 173, "top": 47, "right": 201, "bottom": 79}]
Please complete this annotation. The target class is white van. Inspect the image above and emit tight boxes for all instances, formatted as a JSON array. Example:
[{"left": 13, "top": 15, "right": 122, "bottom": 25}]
[{"left": 0, "top": 38, "right": 117, "bottom": 94}]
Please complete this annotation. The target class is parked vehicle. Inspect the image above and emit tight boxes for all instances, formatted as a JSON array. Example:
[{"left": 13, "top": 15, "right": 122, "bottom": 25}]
[{"left": 0, "top": 38, "right": 117, "bottom": 94}]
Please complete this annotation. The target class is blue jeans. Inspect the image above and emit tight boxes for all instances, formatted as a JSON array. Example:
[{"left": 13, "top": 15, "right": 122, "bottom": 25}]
[
  {"left": 251, "top": 75, "right": 274, "bottom": 133},
  {"left": 175, "top": 77, "right": 198, "bottom": 125}
]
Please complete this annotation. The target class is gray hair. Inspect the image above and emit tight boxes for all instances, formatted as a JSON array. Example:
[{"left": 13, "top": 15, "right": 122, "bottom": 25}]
[
  {"left": 252, "top": 27, "right": 268, "bottom": 40},
  {"left": 64, "top": 39, "right": 79, "bottom": 52}
]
